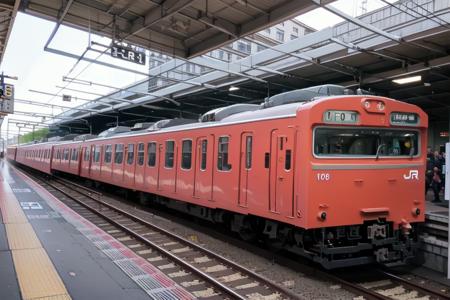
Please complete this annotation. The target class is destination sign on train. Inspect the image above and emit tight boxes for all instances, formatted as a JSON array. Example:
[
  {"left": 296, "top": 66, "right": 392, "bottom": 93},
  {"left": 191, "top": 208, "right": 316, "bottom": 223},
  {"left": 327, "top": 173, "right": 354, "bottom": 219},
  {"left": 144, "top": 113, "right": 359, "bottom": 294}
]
[
  {"left": 390, "top": 112, "right": 419, "bottom": 125},
  {"left": 323, "top": 110, "right": 358, "bottom": 124}
]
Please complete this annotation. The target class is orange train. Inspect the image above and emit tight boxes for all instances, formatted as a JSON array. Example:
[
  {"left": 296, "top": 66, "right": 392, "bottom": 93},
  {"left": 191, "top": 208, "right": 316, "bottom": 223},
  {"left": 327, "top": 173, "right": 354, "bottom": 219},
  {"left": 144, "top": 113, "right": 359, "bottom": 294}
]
[{"left": 7, "top": 86, "right": 428, "bottom": 268}]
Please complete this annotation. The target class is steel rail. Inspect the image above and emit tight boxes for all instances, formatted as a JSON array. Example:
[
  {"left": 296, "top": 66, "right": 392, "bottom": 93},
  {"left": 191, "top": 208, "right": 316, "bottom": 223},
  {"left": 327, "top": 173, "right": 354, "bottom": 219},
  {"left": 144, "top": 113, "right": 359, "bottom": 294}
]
[
  {"left": 51, "top": 176, "right": 303, "bottom": 300},
  {"left": 20, "top": 166, "right": 449, "bottom": 300},
  {"left": 378, "top": 270, "right": 450, "bottom": 300},
  {"left": 42, "top": 179, "right": 246, "bottom": 300}
]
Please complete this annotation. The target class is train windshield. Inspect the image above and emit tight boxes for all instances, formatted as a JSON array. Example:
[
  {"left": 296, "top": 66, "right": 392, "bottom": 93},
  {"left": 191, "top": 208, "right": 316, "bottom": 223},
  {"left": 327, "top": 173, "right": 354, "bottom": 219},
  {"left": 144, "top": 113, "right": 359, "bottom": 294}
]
[{"left": 314, "top": 127, "right": 419, "bottom": 157}]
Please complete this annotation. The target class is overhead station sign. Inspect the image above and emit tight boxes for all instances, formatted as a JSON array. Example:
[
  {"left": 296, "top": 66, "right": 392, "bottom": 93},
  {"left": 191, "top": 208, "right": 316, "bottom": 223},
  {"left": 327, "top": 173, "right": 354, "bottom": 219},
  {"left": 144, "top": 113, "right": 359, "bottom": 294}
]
[
  {"left": 110, "top": 43, "right": 146, "bottom": 65},
  {"left": 0, "top": 83, "right": 14, "bottom": 115}
]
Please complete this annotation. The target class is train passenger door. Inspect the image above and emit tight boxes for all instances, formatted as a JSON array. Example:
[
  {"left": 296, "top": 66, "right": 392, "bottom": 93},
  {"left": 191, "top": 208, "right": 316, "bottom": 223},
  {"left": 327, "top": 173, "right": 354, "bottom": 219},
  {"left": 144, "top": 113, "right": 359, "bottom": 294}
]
[
  {"left": 124, "top": 143, "right": 136, "bottom": 187},
  {"left": 270, "top": 128, "right": 295, "bottom": 217},
  {"left": 238, "top": 133, "right": 253, "bottom": 207},
  {"left": 193, "top": 135, "right": 214, "bottom": 201},
  {"left": 156, "top": 143, "right": 162, "bottom": 191},
  {"left": 135, "top": 143, "right": 145, "bottom": 190},
  {"left": 91, "top": 145, "right": 102, "bottom": 179},
  {"left": 88, "top": 145, "right": 94, "bottom": 176},
  {"left": 158, "top": 140, "right": 177, "bottom": 193},
  {"left": 112, "top": 144, "right": 124, "bottom": 185}
]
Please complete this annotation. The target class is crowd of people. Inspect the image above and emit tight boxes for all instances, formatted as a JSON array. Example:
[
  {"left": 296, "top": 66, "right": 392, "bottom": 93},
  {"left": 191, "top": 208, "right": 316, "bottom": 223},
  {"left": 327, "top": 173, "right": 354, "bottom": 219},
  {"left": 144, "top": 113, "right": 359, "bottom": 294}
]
[{"left": 426, "top": 148, "right": 446, "bottom": 202}]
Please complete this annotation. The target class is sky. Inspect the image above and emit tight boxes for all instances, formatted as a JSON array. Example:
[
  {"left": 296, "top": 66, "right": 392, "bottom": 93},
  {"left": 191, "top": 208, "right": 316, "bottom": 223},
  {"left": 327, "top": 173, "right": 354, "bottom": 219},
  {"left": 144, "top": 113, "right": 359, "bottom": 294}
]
[{"left": 0, "top": 0, "right": 393, "bottom": 140}]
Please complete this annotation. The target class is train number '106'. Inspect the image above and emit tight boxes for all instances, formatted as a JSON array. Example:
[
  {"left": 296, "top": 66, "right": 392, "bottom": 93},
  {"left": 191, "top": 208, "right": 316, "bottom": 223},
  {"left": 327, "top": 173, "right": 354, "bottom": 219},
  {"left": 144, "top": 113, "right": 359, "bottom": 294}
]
[{"left": 316, "top": 173, "right": 330, "bottom": 181}]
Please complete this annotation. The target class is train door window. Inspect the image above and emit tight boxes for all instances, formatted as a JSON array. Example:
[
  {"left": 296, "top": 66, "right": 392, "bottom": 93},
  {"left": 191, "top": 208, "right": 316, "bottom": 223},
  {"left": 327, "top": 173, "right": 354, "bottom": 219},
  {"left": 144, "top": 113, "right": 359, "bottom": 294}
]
[
  {"left": 181, "top": 140, "right": 192, "bottom": 170},
  {"left": 245, "top": 136, "right": 252, "bottom": 169},
  {"left": 64, "top": 149, "right": 69, "bottom": 160},
  {"left": 137, "top": 143, "right": 145, "bottom": 166},
  {"left": 147, "top": 142, "right": 156, "bottom": 167},
  {"left": 104, "top": 145, "right": 112, "bottom": 163},
  {"left": 217, "top": 136, "right": 231, "bottom": 171},
  {"left": 75, "top": 149, "right": 79, "bottom": 161},
  {"left": 114, "top": 144, "right": 124, "bottom": 164},
  {"left": 200, "top": 140, "right": 207, "bottom": 171},
  {"left": 165, "top": 141, "right": 175, "bottom": 168},
  {"left": 285, "top": 149, "right": 292, "bottom": 170},
  {"left": 127, "top": 144, "right": 135, "bottom": 165},
  {"left": 71, "top": 148, "right": 77, "bottom": 161},
  {"left": 84, "top": 147, "right": 90, "bottom": 161},
  {"left": 94, "top": 146, "right": 101, "bottom": 163}
]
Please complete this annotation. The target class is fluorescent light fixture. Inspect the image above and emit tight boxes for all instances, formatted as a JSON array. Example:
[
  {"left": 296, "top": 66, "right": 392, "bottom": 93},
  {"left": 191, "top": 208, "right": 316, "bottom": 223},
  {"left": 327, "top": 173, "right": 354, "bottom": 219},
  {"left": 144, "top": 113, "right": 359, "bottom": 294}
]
[
  {"left": 392, "top": 75, "right": 421, "bottom": 85},
  {"left": 228, "top": 86, "right": 239, "bottom": 91}
]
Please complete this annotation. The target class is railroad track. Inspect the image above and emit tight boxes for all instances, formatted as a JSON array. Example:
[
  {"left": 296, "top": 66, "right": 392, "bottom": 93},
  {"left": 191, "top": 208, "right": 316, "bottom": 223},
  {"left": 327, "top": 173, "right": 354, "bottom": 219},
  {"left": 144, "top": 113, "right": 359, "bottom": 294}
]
[
  {"left": 29, "top": 172, "right": 302, "bottom": 300},
  {"left": 18, "top": 167, "right": 450, "bottom": 300},
  {"left": 328, "top": 268, "right": 450, "bottom": 300}
]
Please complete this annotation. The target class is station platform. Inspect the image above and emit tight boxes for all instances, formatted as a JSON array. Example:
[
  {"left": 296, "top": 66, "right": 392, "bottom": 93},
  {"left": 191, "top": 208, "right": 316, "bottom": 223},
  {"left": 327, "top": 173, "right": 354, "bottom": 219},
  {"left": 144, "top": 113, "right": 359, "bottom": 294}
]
[{"left": 0, "top": 160, "right": 193, "bottom": 300}]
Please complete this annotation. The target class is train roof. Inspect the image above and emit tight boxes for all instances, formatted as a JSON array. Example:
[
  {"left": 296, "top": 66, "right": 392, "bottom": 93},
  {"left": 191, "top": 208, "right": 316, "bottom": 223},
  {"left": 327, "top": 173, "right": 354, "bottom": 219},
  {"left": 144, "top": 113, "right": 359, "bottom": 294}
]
[
  {"left": 15, "top": 92, "right": 422, "bottom": 148},
  {"left": 48, "top": 101, "right": 306, "bottom": 146}
]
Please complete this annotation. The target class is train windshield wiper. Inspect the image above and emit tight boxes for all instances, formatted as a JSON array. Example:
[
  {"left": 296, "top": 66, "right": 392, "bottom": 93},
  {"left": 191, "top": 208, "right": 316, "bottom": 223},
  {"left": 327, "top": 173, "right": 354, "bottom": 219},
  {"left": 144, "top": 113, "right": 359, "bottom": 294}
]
[{"left": 375, "top": 144, "right": 386, "bottom": 160}]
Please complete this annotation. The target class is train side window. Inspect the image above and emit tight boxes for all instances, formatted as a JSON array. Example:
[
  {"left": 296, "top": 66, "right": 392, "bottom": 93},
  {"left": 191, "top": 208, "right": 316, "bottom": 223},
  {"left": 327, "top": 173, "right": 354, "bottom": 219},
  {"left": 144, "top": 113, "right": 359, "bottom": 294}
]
[
  {"left": 245, "top": 136, "right": 252, "bottom": 169},
  {"left": 165, "top": 141, "right": 175, "bottom": 168},
  {"left": 285, "top": 149, "right": 292, "bottom": 170},
  {"left": 104, "top": 145, "right": 112, "bottom": 163},
  {"left": 114, "top": 144, "right": 124, "bottom": 164},
  {"left": 64, "top": 149, "right": 69, "bottom": 160},
  {"left": 137, "top": 143, "right": 145, "bottom": 166},
  {"left": 127, "top": 144, "right": 134, "bottom": 165},
  {"left": 200, "top": 140, "right": 207, "bottom": 170},
  {"left": 147, "top": 142, "right": 156, "bottom": 167},
  {"left": 94, "top": 146, "right": 101, "bottom": 162},
  {"left": 217, "top": 136, "right": 231, "bottom": 171},
  {"left": 181, "top": 140, "right": 192, "bottom": 170}
]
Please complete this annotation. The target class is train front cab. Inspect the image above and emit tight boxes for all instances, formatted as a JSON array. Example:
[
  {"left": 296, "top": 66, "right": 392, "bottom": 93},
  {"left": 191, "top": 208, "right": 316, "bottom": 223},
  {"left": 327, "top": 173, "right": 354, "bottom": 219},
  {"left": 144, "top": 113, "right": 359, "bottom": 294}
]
[{"left": 297, "top": 96, "right": 428, "bottom": 268}]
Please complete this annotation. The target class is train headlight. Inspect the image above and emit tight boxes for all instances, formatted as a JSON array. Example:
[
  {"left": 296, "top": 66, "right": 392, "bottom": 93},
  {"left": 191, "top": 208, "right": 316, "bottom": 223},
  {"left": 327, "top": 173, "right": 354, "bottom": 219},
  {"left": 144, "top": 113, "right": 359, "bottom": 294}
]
[
  {"left": 318, "top": 211, "right": 327, "bottom": 221},
  {"left": 364, "top": 101, "right": 371, "bottom": 109},
  {"left": 412, "top": 207, "right": 421, "bottom": 216}
]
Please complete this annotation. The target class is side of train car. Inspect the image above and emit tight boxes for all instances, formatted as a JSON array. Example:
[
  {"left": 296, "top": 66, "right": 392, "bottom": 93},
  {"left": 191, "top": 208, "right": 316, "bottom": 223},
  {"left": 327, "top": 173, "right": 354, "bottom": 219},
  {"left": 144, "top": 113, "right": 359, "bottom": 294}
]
[{"left": 7, "top": 94, "right": 428, "bottom": 268}]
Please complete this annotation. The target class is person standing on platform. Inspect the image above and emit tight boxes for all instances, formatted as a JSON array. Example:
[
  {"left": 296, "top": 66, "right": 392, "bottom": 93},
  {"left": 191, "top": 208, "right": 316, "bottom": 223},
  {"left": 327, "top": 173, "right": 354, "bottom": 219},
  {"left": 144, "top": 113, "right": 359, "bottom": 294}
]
[
  {"left": 426, "top": 155, "right": 433, "bottom": 196},
  {"left": 431, "top": 166, "right": 442, "bottom": 202}
]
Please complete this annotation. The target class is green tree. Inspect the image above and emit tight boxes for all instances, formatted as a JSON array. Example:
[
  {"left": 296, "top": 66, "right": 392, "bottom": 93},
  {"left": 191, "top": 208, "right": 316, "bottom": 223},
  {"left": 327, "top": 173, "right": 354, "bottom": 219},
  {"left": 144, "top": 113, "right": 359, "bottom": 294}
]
[{"left": 19, "top": 128, "right": 49, "bottom": 144}]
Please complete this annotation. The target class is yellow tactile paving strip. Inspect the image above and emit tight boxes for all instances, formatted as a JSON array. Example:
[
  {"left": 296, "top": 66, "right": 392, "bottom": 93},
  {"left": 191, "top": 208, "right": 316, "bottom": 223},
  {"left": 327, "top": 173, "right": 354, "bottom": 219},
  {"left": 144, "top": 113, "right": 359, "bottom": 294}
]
[
  {"left": 0, "top": 189, "right": 27, "bottom": 224},
  {"left": 0, "top": 179, "right": 72, "bottom": 300},
  {"left": 6, "top": 223, "right": 42, "bottom": 250},
  {"left": 13, "top": 249, "right": 71, "bottom": 300}
]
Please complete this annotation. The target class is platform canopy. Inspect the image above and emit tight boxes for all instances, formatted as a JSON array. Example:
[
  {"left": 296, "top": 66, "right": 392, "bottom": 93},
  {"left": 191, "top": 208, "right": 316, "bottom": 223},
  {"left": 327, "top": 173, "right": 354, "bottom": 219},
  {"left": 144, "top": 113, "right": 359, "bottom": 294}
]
[
  {"left": 21, "top": 0, "right": 332, "bottom": 58},
  {"left": 0, "top": 0, "right": 19, "bottom": 64},
  {"left": 47, "top": 0, "right": 450, "bottom": 134}
]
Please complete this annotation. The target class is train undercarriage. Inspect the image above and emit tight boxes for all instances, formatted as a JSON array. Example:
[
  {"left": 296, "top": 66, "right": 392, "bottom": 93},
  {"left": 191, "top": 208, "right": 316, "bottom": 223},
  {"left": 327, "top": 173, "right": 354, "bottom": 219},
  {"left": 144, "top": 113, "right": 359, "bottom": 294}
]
[{"left": 140, "top": 191, "right": 419, "bottom": 269}]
